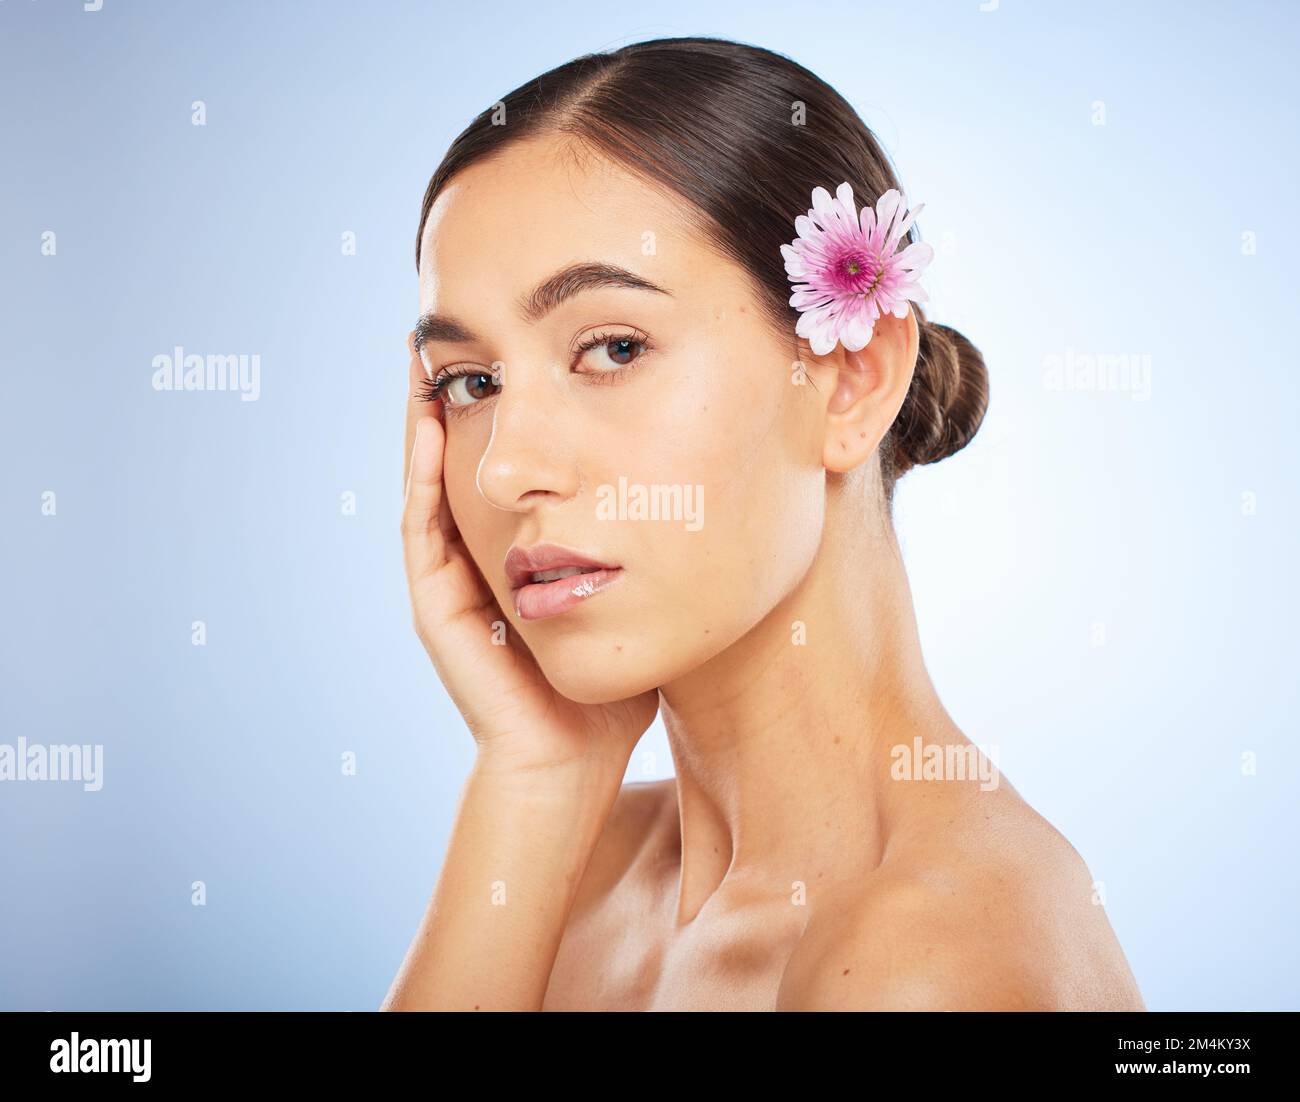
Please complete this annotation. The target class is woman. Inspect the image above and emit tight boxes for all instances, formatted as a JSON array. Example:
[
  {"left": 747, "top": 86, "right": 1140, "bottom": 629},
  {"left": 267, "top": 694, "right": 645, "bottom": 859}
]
[{"left": 381, "top": 36, "right": 1146, "bottom": 1011}]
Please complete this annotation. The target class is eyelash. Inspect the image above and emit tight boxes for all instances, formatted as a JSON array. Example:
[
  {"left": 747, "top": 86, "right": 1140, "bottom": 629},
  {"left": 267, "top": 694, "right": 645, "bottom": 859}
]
[{"left": 416, "top": 329, "right": 654, "bottom": 414}]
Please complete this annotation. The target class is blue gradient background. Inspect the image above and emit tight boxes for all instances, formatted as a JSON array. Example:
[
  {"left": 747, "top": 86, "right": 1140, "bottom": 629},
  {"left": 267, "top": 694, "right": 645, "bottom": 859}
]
[{"left": 1, "top": 0, "right": 1296, "bottom": 1011}]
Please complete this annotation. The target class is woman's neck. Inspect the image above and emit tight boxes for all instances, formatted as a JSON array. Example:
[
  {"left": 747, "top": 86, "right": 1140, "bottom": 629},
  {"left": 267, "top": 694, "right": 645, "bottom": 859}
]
[{"left": 657, "top": 487, "right": 962, "bottom": 926}]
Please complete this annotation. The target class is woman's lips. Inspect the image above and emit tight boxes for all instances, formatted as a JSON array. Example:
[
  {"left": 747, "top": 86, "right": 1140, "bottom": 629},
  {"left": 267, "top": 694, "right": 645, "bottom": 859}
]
[
  {"left": 503, "top": 541, "right": 623, "bottom": 621},
  {"left": 513, "top": 566, "right": 624, "bottom": 621}
]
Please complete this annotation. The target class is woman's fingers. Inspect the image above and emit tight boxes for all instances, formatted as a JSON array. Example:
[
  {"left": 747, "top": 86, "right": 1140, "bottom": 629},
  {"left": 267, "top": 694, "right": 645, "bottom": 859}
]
[
  {"left": 401, "top": 410, "right": 546, "bottom": 736},
  {"left": 402, "top": 414, "right": 449, "bottom": 577},
  {"left": 403, "top": 332, "right": 460, "bottom": 545},
  {"left": 399, "top": 339, "right": 497, "bottom": 653},
  {"left": 402, "top": 404, "right": 488, "bottom": 623}
]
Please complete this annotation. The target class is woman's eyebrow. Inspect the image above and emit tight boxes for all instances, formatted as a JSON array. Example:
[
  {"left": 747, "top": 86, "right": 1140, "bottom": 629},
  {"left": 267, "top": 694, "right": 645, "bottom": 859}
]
[{"left": 413, "top": 261, "right": 672, "bottom": 354}]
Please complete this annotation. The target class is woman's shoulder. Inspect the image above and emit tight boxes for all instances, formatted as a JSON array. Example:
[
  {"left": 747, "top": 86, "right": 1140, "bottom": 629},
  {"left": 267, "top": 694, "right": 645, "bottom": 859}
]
[
  {"left": 566, "top": 777, "right": 677, "bottom": 920},
  {"left": 776, "top": 786, "right": 1147, "bottom": 1011}
]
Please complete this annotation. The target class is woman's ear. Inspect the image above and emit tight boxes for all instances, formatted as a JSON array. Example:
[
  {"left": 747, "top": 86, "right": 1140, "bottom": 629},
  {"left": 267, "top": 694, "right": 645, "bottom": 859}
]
[{"left": 804, "top": 307, "right": 919, "bottom": 474}]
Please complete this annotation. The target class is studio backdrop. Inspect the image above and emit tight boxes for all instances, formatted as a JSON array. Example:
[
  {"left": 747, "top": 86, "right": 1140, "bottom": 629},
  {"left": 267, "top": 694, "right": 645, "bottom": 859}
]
[{"left": 0, "top": 0, "right": 1296, "bottom": 1012}]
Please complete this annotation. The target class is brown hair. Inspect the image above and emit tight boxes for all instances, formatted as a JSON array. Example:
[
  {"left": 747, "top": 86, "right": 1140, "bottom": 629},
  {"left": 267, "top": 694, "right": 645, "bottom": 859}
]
[{"left": 415, "top": 36, "right": 988, "bottom": 504}]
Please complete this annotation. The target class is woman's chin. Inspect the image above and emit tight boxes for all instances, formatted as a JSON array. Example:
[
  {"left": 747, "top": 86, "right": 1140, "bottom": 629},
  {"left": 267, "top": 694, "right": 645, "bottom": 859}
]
[{"left": 532, "top": 651, "right": 662, "bottom": 707}]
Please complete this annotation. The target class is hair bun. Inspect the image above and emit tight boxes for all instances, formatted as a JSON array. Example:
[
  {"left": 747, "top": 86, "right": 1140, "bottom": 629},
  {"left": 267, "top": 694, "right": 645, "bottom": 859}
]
[{"left": 888, "top": 307, "right": 989, "bottom": 477}]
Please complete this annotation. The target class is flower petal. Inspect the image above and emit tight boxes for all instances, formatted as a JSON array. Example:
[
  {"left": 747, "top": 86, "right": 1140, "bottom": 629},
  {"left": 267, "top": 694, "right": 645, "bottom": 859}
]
[
  {"left": 790, "top": 288, "right": 828, "bottom": 309},
  {"left": 875, "top": 190, "right": 903, "bottom": 238},
  {"left": 834, "top": 181, "right": 856, "bottom": 223},
  {"left": 892, "top": 240, "right": 934, "bottom": 273},
  {"left": 884, "top": 198, "right": 923, "bottom": 255},
  {"left": 841, "top": 314, "right": 874, "bottom": 350}
]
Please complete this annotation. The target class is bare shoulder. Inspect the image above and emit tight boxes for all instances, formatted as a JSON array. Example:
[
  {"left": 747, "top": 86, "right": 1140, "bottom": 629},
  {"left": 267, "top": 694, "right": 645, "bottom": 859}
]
[
  {"left": 606, "top": 776, "right": 677, "bottom": 854},
  {"left": 566, "top": 776, "right": 676, "bottom": 920},
  {"left": 777, "top": 789, "right": 1146, "bottom": 1011}
]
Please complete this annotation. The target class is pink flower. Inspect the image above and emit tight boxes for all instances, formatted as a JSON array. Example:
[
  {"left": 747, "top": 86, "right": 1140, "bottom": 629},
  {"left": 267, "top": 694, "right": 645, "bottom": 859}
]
[{"left": 781, "top": 182, "right": 934, "bottom": 356}]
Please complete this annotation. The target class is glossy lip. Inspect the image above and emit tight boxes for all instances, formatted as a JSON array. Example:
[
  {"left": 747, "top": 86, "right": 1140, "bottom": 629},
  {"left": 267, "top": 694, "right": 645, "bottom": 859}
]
[
  {"left": 503, "top": 541, "right": 621, "bottom": 590},
  {"left": 512, "top": 567, "right": 624, "bottom": 621},
  {"left": 504, "top": 542, "right": 624, "bottom": 622}
]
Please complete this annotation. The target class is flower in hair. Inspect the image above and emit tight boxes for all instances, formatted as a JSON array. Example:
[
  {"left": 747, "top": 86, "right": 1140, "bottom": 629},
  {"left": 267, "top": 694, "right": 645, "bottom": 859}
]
[{"left": 781, "top": 182, "right": 933, "bottom": 356}]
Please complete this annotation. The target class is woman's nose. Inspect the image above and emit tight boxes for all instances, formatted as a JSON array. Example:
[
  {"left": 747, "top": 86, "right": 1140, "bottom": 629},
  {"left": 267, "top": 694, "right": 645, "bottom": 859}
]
[{"left": 474, "top": 374, "right": 582, "bottom": 512}]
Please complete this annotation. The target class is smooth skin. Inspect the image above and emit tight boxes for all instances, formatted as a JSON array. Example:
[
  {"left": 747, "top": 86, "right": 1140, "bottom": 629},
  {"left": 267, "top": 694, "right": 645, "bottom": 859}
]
[{"left": 380, "top": 135, "right": 1146, "bottom": 1012}]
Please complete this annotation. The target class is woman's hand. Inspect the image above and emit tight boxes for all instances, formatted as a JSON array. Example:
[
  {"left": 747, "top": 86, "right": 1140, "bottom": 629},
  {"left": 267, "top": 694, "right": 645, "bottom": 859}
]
[{"left": 401, "top": 332, "right": 660, "bottom": 779}]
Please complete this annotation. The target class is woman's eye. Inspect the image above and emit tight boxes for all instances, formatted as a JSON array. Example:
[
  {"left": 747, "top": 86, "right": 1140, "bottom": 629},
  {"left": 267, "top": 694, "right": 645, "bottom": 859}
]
[
  {"left": 435, "top": 370, "right": 501, "bottom": 407},
  {"left": 577, "top": 333, "right": 649, "bottom": 373}
]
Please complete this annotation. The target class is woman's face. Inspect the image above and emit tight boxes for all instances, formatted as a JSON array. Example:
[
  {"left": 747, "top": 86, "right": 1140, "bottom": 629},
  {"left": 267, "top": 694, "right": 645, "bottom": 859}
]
[{"left": 416, "top": 136, "right": 830, "bottom": 703}]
